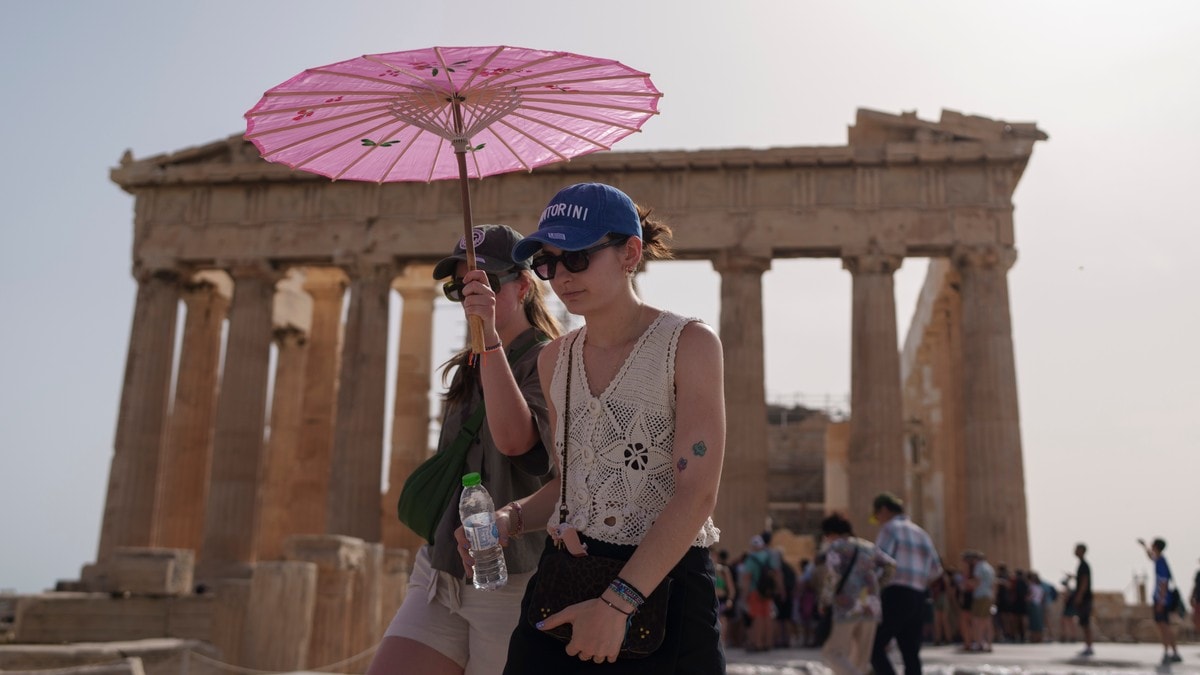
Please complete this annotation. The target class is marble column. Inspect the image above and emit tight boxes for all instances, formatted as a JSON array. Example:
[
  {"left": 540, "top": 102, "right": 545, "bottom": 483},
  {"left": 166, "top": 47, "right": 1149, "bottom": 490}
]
[
  {"left": 97, "top": 265, "right": 182, "bottom": 562},
  {"left": 843, "top": 249, "right": 906, "bottom": 535},
  {"left": 290, "top": 268, "right": 348, "bottom": 539},
  {"left": 931, "top": 269, "right": 967, "bottom": 564},
  {"left": 326, "top": 261, "right": 394, "bottom": 542},
  {"left": 198, "top": 261, "right": 281, "bottom": 579},
  {"left": 712, "top": 251, "right": 771, "bottom": 554},
  {"left": 254, "top": 270, "right": 314, "bottom": 561},
  {"left": 954, "top": 245, "right": 1029, "bottom": 568},
  {"left": 382, "top": 265, "right": 438, "bottom": 551},
  {"left": 153, "top": 272, "right": 231, "bottom": 552},
  {"left": 256, "top": 327, "right": 310, "bottom": 561}
]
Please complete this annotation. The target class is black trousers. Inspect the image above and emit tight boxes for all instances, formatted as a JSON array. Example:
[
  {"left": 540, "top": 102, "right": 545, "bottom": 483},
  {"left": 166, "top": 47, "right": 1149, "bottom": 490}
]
[{"left": 871, "top": 585, "right": 927, "bottom": 675}]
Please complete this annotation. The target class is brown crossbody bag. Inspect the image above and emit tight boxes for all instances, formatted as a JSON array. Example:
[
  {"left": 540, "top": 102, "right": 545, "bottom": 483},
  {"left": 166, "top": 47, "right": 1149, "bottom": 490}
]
[{"left": 525, "top": 335, "right": 671, "bottom": 658}]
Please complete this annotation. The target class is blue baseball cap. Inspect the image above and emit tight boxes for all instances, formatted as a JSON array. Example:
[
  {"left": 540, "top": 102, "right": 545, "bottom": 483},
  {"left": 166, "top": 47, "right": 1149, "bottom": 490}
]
[{"left": 511, "top": 183, "right": 642, "bottom": 262}]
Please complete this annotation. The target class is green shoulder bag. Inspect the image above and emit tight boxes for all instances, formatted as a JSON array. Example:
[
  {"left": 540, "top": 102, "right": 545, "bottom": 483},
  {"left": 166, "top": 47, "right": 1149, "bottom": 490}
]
[{"left": 395, "top": 336, "right": 544, "bottom": 544}]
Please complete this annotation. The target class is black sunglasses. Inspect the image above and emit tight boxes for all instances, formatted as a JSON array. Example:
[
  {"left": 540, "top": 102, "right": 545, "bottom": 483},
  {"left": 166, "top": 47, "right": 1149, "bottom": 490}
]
[
  {"left": 530, "top": 237, "right": 628, "bottom": 281},
  {"left": 442, "top": 270, "right": 520, "bottom": 302}
]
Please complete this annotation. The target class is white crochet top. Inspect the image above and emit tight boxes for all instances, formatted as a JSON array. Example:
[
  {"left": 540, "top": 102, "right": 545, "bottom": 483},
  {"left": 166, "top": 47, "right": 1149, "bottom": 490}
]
[{"left": 548, "top": 310, "right": 720, "bottom": 548}]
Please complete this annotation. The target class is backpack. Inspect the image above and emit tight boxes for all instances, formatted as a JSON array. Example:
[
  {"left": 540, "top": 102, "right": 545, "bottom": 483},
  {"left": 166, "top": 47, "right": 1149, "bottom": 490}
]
[{"left": 753, "top": 555, "right": 778, "bottom": 597}]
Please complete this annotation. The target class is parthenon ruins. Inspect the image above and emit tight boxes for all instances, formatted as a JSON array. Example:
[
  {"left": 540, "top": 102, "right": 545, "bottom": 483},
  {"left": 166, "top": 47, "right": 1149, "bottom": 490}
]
[{"left": 6, "top": 108, "right": 1046, "bottom": 668}]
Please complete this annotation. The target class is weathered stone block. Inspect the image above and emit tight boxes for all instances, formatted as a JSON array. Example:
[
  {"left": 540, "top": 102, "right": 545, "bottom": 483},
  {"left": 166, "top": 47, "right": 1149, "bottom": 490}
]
[
  {"left": 240, "top": 561, "right": 317, "bottom": 672},
  {"left": 0, "top": 638, "right": 221, "bottom": 675},
  {"left": 206, "top": 579, "right": 250, "bottom": 671},
  {"left": 11, "top": 593, "right": 212, "bottom": 644},
  {"left": 109, "top": 548, "right": 194, "bottom": 597},
  {"left": 284, "top": 535, "right": 365, "bottom": 671}
]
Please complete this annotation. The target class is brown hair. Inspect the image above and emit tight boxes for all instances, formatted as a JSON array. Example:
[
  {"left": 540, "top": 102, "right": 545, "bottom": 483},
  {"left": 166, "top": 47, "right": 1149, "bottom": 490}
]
[
  {"left": 634, "top": 204, "right": 673, "bottom": 268},
  {"left": 440, "top": 269, "right": 563, "bottom": 404}
]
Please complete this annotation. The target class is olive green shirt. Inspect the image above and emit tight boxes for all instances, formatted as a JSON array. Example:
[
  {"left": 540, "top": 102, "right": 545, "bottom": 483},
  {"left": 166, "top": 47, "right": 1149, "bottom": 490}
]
[{"left": 429, "top": 328, "right": 554, "bottom": 577}]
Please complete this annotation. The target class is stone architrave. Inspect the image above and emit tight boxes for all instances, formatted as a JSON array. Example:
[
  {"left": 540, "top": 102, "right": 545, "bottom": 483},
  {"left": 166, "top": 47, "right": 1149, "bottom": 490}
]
[
  {"left": 382, "top": 265, "right": 438, "bottom": 551},
  {"left": 198, "top": 261, "right": 282, "bottom": 579},
  {"left": 954, "top": 244, "right": 1029, "bottom": 568},
  {"left": 326, "top": 261, "right": 394, "bottom": 542},
  {"left": 289, "top": 268, "right": 348, "bottom": 540},
  {"left": 842, "top": 248, "right": 906, "bottom": 533},
  {"left": 712, "top": 251, "right": 771, "bottom": 553},
  {"left": 153, "top": 272, "right": 231, "bottom": 552},
  {"left": 97, "top": 265, "right": 183, "bottom": 563}
]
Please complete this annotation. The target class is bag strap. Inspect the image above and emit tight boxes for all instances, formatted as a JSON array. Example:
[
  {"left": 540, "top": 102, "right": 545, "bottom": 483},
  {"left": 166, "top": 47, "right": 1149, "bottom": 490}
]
[
  {"left": 834, "top": 544, "right": 860, "bottom": 596},
  {"left": 557, "top": 333, "right": 579, "bottom": 525}
]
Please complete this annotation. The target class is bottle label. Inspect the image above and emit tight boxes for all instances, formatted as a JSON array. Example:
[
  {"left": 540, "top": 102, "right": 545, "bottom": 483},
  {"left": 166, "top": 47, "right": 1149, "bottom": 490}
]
[{"left": 463, "top": 513, "right": 499, "bottom": 550}]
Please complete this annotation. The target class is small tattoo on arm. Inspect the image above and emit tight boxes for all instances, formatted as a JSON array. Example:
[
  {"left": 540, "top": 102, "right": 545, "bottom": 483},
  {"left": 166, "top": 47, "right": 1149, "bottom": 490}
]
[
  {"left": 692, "top": 441, "right": 707, "bottom": 457},
  {"left": 677, "top": 457, "right": 688, "bottom": 472}
]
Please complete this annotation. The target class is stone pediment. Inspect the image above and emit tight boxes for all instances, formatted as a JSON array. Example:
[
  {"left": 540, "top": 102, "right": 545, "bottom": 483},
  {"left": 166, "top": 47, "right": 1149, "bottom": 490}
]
[
  {"left": 112, "top": 133, "right": 309, "bottom": 192},
  {"left": 851, "top": 108, "right": 1049, "bottom": 145}
]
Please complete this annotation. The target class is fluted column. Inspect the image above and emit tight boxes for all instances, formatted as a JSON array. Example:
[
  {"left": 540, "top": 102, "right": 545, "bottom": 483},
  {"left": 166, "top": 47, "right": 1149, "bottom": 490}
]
[
  {"left": 255, "top": 270, "right": 315, "bottom": 561},
  {"left": 932, "top": 269, "right": 967, "bottom": 564},
  {"left": 97, "top": 265, "right": 183, "bottom": 562},
  {"left": 954, "top": 245, "right": 1029, "bottom": 568},
  {"left": 327, "top": 260, "right": 394, "bottom": 541},
  {"left": 843, "top": 249, "right": 906, "bottom": 535},
  {"left": 712, "top": 251, "right": 771, "bottom": 553},
  {"left": 199, "top": 261, "right": 281, "bottom": 579},
  {"left": 382, "top": 265, "right": 438, "bottom": 551},
  {"left": 153, "top": 271, "right": 231, "bottom": 551},
  {"left": 291, "top": 268, "right": 348, "bottom": 539},
  {"left": 256, "top": 327, "right": 310, "bottom": 561}
]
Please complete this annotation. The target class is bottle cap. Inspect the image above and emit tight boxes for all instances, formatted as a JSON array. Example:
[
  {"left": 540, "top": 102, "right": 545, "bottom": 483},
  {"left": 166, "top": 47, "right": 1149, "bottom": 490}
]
[{"left": 462, "top": 472, "right": 482, "bottom": 487}]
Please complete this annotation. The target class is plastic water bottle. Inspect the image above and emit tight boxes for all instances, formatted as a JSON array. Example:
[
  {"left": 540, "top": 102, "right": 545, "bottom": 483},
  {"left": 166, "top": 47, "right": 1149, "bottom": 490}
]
[{"left": 459, "top": 472, "right": 508, "bottom": 590}]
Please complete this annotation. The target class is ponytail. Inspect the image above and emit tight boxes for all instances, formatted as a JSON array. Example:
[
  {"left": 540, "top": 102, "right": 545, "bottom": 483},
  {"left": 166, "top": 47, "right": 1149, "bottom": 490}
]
[{"left": 635, "top": 204, "right": 673, "bottom": 266}]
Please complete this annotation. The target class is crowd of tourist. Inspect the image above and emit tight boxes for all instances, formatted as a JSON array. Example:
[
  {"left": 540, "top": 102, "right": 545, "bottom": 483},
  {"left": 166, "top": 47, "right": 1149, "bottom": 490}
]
[{"left": 712, "top": 503, "right": 1200, "bottom": 673}]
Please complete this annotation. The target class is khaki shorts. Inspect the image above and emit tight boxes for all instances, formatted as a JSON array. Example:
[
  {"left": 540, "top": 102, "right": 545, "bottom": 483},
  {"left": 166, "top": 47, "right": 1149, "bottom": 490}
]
[
  {"left": 383, "top": 546, "right": 532, "bottom": 675},
  {"left": 970, "top": 597, "right": 993, "bottom": 618}
]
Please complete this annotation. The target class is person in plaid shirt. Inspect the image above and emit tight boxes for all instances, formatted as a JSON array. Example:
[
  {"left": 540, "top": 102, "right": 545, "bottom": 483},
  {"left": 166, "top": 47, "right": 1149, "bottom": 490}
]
[{"left": 869, "top": 492, "right": 943, "bottom": 675}]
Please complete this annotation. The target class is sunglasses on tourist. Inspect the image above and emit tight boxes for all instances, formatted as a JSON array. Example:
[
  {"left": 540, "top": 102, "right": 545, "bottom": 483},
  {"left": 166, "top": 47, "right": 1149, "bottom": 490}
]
[
  {"left": 529, "top": 237, "right": 628, "bottom": 281},
  {"left": 442, "top": 270, "right": 520, "bottom": 302}
]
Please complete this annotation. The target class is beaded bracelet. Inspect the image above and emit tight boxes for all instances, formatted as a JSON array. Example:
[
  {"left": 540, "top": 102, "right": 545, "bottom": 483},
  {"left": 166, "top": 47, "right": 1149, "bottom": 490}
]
[
  {"left": 600, "top": 597, "right": 634, "bottom": 616},
  {"left": 608, "top": 577, "right": 646, "bottom": 610},
  {"left": 505, "top": 501, "right": 524, "bottom": 537},
  {"left": 473, "top": 341, "right": 503, "bottom": 366}
]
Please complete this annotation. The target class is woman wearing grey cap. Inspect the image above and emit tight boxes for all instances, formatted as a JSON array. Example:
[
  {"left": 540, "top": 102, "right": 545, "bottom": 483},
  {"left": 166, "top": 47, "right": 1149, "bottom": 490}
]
[
  {"left": 459, "top": 184, "right": 727, "bottom": 672},
  {"left": 368, "top": 224, "right": 562, "bottom": 675}
]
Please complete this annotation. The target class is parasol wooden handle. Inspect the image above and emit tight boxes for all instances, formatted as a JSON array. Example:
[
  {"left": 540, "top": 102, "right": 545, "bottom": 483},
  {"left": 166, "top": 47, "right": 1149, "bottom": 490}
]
[
  {"left": 451, "top": 98, "right": 487, "bottom": 354},
  {"left": 468, "top": 315, "right": 485, "bottom": 353}
]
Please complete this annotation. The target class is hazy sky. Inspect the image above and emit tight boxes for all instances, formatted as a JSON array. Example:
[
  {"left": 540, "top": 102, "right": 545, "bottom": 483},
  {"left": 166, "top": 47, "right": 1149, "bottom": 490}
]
[{"left": 2, "top": 1, "right": 1197, "bottom": 598}]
